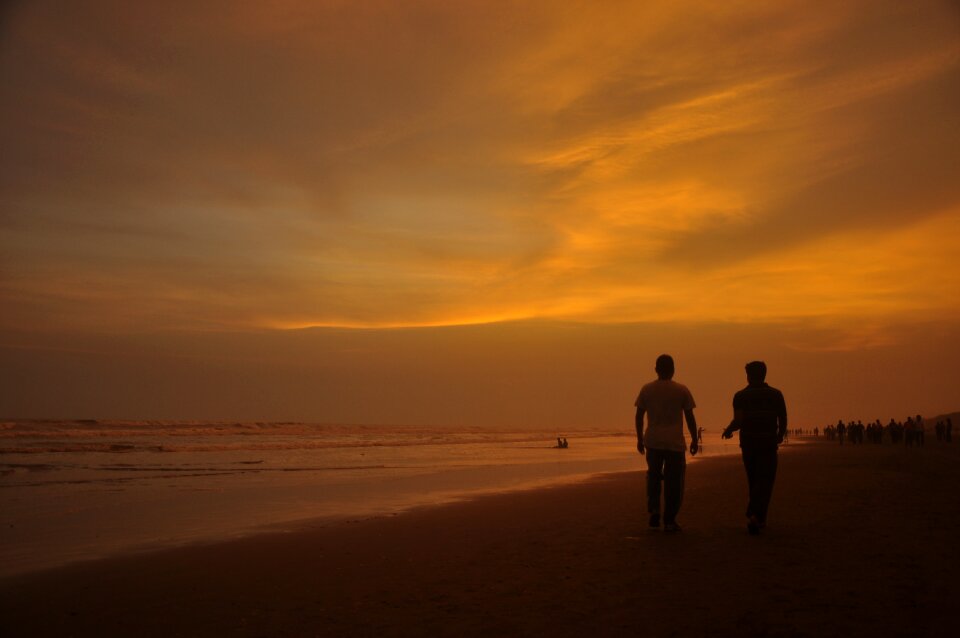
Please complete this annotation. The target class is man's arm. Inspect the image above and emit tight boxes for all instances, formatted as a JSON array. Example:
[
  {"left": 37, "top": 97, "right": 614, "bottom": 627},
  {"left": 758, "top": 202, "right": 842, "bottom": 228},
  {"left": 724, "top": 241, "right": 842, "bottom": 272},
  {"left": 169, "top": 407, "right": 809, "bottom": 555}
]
[
  {"left": 777, "top": 394, "right": 788, "bottom": 444},
  {"left": 684, "top": 408, "right": 699, "bottom": 456},
  {"left": 635, "top": 406, "right": 645, "bottom": 454},
  {"left": 722, "top": 409, "right": 744, "bottom": 439}
]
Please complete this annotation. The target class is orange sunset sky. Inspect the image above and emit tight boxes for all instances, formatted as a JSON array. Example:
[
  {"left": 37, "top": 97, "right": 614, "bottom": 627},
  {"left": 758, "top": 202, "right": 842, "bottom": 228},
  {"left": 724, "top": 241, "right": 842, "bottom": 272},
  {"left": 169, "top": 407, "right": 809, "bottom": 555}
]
[{"left": 1, "top": 1, "right": 958, "bottom": 429}]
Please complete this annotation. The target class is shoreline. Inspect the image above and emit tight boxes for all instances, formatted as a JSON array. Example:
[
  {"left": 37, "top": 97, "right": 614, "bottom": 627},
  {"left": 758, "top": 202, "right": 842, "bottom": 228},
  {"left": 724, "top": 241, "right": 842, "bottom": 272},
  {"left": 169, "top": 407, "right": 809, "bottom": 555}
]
[
  {"left": 2, "top": 440, "right": 957, "bottom": 637},
  {"left": 0, "top": 433, "right": 744, "bottom": 579}
]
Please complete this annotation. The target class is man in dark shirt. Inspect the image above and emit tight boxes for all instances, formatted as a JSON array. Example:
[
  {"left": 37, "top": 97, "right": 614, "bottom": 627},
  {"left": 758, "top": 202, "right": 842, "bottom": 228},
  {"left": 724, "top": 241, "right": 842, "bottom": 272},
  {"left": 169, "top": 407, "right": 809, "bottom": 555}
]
[{"left": 722, "top": 361, "right": 787, "bottom": 535}]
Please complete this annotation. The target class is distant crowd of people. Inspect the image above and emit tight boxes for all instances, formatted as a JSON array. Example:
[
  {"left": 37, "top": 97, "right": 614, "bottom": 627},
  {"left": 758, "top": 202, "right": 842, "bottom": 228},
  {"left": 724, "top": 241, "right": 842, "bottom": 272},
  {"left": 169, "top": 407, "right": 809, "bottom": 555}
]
[{"left": 807, "top": 415, "right": 954, "bottom": 446}]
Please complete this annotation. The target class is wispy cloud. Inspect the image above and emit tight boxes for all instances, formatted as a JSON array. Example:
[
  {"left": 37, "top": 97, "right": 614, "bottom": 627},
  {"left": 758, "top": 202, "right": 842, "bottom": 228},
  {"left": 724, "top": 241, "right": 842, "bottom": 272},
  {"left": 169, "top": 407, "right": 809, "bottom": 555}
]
[{"left": 1, "top": 0, "right": 958, "bottom": 336}]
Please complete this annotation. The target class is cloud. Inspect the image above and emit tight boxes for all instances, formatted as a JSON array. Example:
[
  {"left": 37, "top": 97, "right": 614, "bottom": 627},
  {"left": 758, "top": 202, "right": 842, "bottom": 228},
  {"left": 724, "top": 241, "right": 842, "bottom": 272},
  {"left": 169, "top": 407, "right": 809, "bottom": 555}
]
[{"left": 1, "top": 0, "right": 958, "bottom": 334}]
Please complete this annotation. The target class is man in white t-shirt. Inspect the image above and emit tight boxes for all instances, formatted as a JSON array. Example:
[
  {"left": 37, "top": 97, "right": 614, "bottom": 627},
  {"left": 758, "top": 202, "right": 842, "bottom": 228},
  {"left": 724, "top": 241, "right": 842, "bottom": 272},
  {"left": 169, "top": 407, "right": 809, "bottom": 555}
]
[{"left": 634, "top": 354, "right": 699, "bottom": 533}]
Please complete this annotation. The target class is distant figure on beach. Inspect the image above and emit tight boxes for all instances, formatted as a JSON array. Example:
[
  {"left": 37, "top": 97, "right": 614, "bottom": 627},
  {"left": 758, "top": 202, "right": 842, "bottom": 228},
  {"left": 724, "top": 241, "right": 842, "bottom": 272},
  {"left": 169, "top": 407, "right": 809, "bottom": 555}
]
[
  {"left": 853, "top": 420, "right": 865, "bottom": 444},
  {"left": 887, "top": 418, "right": 901, "bottom": 444},
  {"left": 905, "top": 417, "right": 916, "bottom": 447},
  {"left": 722, "top": 361, "right": 787, "bottom": 535},
  {"left": 635, "top": 354, "right": 699, "bottom": 533},
  {"left": 837, "top": 420, "right": 846, "bottom": 445},
  {"left": 556, "top": 437, "right": 569, "bottom": 449}
]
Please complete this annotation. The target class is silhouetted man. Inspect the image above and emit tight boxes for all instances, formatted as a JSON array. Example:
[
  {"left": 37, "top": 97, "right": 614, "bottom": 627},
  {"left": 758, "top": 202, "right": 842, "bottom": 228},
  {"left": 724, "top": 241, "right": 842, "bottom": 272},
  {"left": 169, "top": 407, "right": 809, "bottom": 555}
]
[
  {"left": 722, "top": 361, "right": 787, "bottom": 535},
  {"left": 635, "top": 354, "right": 699, "bottom": 533}
]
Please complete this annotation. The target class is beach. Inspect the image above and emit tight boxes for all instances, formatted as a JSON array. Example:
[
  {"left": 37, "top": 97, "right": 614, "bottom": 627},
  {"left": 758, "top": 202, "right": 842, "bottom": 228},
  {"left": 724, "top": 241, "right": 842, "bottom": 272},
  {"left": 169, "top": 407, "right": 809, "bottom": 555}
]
[
  {"left": 2, "top": 440, "right": 958, "bottom": 637},
  {"left": 3, "top": 421, "right": 734, "bottom": 578}
]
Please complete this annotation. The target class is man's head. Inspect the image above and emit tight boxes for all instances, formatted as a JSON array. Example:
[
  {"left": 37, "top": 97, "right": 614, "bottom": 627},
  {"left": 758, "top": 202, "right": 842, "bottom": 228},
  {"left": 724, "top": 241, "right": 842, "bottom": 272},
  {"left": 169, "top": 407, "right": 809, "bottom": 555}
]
[
  {"left": 655, "top": 354, "right": 675, "bottom": 380},
  {"left": 745, "top": 360, "right": 767, "bottom": 384}
]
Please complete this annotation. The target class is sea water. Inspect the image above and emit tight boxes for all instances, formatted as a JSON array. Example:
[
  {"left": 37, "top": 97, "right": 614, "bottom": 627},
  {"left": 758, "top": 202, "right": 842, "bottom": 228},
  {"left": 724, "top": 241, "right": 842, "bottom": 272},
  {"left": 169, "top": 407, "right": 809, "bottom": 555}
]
[{"left": 0, "top": 420, "right": 741, "bottom": 577}]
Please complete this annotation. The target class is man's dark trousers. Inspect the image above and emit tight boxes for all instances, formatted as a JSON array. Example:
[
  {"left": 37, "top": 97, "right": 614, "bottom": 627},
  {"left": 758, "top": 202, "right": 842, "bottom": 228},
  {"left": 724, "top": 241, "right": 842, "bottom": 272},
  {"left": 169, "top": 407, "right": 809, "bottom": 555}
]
[
  {"left": 741, "top": 443, "right": 778, "bottom": 524},
  {"left": 646, "top": 448, "right": 685, "bottom": 524}
]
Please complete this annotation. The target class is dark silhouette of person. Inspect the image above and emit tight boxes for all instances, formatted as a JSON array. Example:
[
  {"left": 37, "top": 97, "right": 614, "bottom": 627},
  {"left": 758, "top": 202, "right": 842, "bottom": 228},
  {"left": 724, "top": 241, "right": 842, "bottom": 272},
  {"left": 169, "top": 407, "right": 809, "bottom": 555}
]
[
  {"left": 905, "top": 416, "right": 916, "bottom": 447},
  {"left": 837, "top": 420, "right": 846, "bottom": 445},
  {"left": 635, "top": 354, "right": 699, "bottom": 533},
  {"left": 561, "top": 437, "right": 569, "bottom": 448},
  {"left": 722, "top": 361, "right": 787, "bottom": 535}
]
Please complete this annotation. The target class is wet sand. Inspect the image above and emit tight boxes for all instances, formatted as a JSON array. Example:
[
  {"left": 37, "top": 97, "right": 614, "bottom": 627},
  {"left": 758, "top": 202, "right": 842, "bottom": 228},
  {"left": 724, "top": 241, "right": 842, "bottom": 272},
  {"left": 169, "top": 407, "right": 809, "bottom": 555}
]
[{"left": 2, "top": 440, "right": 958, "bottom": 637}]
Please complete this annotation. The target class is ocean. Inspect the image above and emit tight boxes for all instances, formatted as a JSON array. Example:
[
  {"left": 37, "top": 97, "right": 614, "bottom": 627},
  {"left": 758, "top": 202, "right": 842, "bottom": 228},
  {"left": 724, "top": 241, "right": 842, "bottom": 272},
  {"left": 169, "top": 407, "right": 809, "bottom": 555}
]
[{"left": 1, "top": 420, "right": 740, "bottom": 577}]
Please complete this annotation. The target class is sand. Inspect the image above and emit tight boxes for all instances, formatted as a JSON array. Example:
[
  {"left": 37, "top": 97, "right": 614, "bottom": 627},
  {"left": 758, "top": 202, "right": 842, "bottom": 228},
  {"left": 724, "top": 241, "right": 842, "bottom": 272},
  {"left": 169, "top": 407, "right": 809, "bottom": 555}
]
[{"left": 2, "top": 440, "right": 958, "bottom": 637}]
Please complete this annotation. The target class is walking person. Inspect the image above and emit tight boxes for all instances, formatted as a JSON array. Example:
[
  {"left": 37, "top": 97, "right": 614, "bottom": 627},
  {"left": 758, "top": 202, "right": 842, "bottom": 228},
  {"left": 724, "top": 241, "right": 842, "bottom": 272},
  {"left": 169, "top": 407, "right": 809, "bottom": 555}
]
[
  {"left": 722, "top": 361, "right": 787, "bottom": 535},
  {"left": 635, "top": 354, "right": 699, "bottom": 533}
]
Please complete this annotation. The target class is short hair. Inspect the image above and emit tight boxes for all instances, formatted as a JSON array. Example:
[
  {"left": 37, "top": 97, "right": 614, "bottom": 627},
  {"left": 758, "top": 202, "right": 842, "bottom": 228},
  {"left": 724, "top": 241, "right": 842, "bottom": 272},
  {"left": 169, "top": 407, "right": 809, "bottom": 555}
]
[
  {"left": 745, "top": 360, "right": 767, "bottom": 381},
  {"left": 655, "top": 354, "right": 675, "bottom": 376}
]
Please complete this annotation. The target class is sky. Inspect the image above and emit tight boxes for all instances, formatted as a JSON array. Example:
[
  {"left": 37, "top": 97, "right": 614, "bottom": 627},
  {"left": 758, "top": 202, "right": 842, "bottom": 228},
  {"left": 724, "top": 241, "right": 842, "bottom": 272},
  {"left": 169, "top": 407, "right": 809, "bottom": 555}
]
[{"left": 1, "top": 0, "right": 959, "bottom": 429}]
